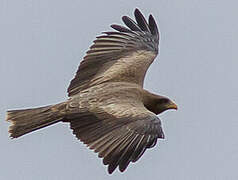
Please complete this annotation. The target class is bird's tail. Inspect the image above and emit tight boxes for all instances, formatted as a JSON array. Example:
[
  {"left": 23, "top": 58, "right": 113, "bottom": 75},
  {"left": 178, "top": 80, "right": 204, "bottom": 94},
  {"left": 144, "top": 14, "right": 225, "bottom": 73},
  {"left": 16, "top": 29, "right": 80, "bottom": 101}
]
[{"left": 6, "top": 102, "right": 67, "bottom": 138}]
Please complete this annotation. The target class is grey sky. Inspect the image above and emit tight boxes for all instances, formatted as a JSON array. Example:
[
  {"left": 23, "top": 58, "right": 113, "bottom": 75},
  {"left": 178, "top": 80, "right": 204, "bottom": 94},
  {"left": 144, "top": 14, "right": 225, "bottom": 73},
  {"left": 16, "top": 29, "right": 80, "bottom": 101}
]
[{"left": 1, "top": 0, "right": 238, "bottom": 179}]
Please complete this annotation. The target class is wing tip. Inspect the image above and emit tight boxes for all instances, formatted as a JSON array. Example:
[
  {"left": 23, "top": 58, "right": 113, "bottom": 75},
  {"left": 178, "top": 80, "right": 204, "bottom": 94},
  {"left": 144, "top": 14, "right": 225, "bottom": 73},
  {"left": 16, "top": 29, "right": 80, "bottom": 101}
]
[
  {"left": 111, "top": 8, "right": 159, "bottom": 37},
  {"left": 148, "top": 14, "right": 159, "bottom": 39}
]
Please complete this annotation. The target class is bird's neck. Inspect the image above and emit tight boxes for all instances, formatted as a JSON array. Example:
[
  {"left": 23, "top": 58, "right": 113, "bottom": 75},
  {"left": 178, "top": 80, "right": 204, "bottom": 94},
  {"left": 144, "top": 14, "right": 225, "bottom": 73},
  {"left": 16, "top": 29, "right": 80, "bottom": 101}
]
[{"left": 141, "top": 90, "right": 161, "bottom": 115}]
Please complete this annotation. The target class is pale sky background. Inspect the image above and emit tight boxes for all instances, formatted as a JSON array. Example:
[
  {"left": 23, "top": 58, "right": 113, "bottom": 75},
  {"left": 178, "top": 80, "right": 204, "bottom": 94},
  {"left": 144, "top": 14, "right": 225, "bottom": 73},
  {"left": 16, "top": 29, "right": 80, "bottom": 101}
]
[{"left": 1, "top": 0, "right": 238, "bottom": 179}]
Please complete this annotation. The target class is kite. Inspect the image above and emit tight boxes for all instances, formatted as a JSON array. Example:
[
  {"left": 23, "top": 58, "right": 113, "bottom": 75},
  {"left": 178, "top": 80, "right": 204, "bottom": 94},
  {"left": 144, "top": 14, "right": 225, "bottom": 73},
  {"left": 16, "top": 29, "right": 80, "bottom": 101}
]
[{"left": 6, "top": 9, "right": 177, "bottom": 174}]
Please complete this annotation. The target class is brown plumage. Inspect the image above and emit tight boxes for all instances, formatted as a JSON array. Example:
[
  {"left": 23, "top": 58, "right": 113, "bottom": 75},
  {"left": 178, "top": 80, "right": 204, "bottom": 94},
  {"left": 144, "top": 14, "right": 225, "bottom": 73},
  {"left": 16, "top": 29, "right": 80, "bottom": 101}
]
[{"left": 6, "top": 9, "right": 177, "bottom": 174}]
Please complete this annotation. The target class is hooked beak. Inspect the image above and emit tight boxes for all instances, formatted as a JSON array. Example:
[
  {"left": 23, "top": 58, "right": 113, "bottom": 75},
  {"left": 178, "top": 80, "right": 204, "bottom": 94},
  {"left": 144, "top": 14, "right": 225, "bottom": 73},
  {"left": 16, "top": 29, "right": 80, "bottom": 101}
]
[{"left": 167, "top": 101, "right": 178, "bottom": 110}]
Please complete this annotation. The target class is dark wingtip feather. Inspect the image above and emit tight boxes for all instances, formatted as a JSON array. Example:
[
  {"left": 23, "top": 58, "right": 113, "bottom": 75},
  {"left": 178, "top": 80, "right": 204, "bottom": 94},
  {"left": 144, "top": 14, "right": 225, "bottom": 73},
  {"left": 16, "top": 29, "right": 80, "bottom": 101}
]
[
  {"left": 111, "top": 9, "right": 159, "bottom": 40},
  {"left": 149, "top": 14, "right": 159, "bottom": 39},
  {"left": 111, "top": 24, "right": 132, "bottom": 33},
  {"left": 134, "top": 8, "right": 150, "bottom": 32},
  {"left": 122, "top": 16, "right": 142, "bottom": 32},
  {"left": 108, "top": 165, "right": 117, "bottom": 174}
]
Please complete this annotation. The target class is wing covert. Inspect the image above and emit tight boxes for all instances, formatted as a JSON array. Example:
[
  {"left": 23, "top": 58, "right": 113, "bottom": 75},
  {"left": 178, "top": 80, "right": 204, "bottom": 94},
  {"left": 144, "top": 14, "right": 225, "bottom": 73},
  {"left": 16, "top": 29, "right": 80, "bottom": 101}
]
[
  {"left": 65, "top": 99, "right": 164, "bottom": 174},
  {"left": 68, "top": 9, "right": 160, "bottom": 96}
]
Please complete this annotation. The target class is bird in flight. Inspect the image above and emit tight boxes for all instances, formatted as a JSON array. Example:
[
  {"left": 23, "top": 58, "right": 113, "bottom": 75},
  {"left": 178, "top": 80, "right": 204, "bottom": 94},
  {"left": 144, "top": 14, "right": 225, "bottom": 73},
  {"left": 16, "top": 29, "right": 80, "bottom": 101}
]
[{"left": 6, "top": 9, "right": 177, "bottom": 174}]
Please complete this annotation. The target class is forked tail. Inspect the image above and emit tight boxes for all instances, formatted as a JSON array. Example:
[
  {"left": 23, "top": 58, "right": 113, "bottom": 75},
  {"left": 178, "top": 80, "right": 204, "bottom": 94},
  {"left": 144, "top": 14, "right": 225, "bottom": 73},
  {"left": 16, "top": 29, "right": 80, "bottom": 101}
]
[{"left": 6, "top": 102, "right": 67, "bottom": 138}]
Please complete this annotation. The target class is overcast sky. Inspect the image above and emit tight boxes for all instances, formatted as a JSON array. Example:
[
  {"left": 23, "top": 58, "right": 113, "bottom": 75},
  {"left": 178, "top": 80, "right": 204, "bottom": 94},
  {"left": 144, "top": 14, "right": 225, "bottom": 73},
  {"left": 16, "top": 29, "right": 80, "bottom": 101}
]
[{"left": 1, "top": 0, "right": 238, "bottom": 179}]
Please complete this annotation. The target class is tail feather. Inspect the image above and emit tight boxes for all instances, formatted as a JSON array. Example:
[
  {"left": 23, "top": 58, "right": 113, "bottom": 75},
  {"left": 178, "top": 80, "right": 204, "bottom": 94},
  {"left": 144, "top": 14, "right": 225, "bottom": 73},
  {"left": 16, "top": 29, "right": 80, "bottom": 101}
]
[{"left": 6, "top": 103, "right": 66, "bottom": 138}]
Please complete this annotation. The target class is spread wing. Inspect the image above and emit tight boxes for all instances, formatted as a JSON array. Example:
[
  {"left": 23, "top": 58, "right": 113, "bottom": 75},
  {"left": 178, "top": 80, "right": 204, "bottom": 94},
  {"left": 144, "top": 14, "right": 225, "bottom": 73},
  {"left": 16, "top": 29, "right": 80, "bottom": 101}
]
[
  {"left": 66, "top": 99, "right": 164, "bottom": 174},
  {"left": 67, "top": 9, "right": 159, "bottom": 96}
]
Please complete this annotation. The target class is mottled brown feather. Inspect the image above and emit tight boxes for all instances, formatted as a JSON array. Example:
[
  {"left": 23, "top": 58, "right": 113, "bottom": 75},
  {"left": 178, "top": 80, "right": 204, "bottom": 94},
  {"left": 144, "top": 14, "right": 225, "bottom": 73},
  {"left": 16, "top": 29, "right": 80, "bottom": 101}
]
[
  {"left": 64, "top": 92, "right": 164, "bottom": 174},
  {"left": 67, "top": 9, "right": 159, "bottom": 96},
  {"left": 5, "top": 9, "right": 175, "bottom": 175}
]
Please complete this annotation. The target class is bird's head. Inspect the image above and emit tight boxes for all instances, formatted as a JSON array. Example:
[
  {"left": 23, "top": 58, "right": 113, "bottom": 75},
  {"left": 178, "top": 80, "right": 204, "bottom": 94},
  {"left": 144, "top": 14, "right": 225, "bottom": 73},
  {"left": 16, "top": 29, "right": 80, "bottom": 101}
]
[{"left": 153, "top": 96, "right": 177, "bottom": 115}]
